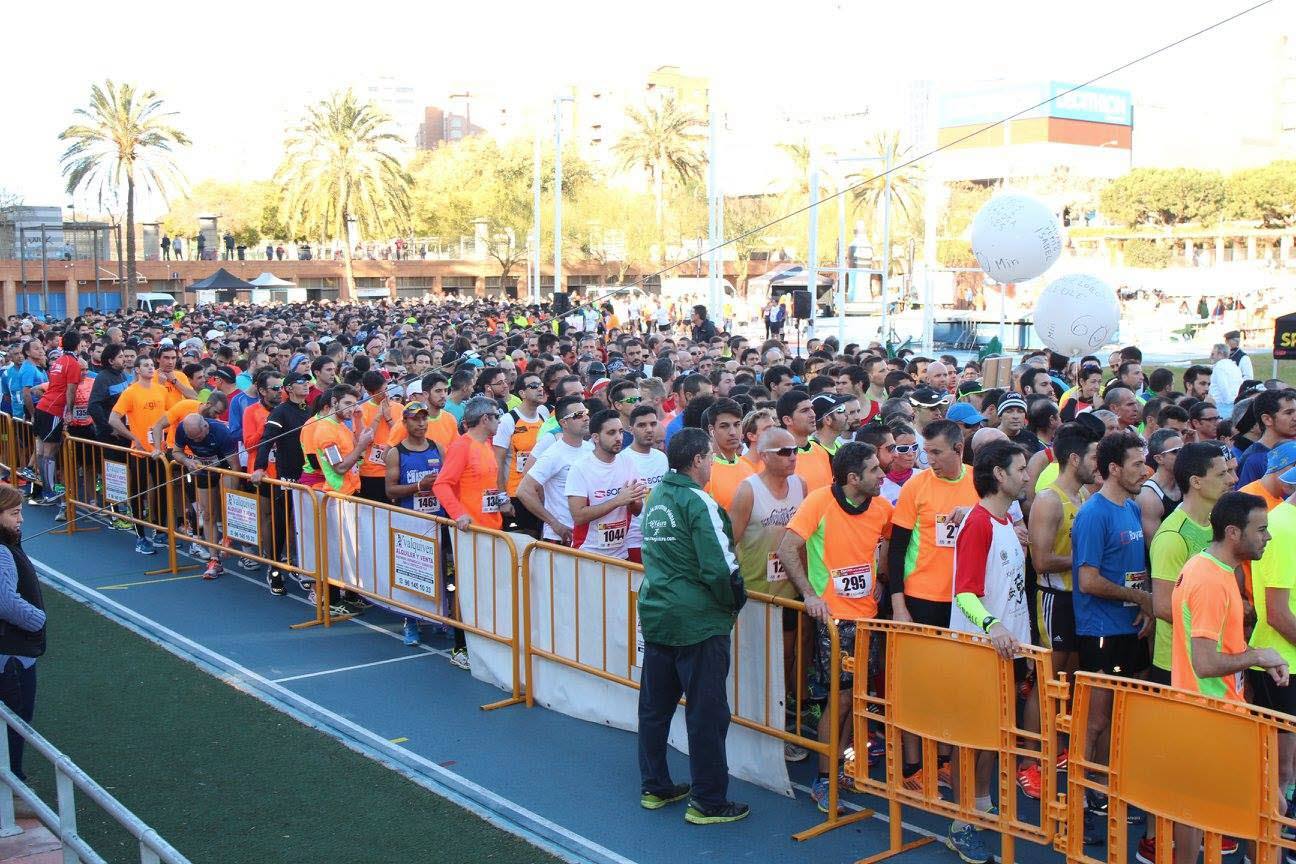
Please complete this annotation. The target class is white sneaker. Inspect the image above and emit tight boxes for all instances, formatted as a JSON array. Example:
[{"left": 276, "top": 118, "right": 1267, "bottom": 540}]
[
  {"left": 187, "top": 542, "right": 211, "bottom": 561},
  {"left": 449, "top": 649, "right": 471, "bottom": 671},
  {"left": 784, "top": 742, "right": 809, "bottom": 762}
]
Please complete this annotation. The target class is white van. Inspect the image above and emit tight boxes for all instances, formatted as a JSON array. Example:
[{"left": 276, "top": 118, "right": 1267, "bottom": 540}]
[{"left": 135, "top": 292, "right": 177, "bottom": 313}]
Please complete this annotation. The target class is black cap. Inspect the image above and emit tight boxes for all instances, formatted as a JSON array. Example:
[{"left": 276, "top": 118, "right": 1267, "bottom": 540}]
[
  {"left": 283, "top": 371, "right": 311, "bottom": 386},
  {"left": 908, "top": 386, "right": 950, "bottom": 408},
  {"left": 210, "top": 368, "right": 237, "bottom": 385}
]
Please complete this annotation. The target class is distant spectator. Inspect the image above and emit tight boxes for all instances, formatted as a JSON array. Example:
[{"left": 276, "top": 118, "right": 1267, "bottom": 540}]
[{"left": 160, "top": 233, "right": 171, "bottom": 261}]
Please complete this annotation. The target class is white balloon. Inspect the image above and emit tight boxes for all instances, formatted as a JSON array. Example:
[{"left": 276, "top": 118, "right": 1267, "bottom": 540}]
[
  {"left": 1032, "top": 274, "right": 1120, "bottom": 357},
  {"left": 971, "top": 193, "right": 1062, "bottom": 283}
]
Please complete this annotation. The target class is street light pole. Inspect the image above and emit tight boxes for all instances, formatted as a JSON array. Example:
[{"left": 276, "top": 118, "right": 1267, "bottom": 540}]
[
  {"left": 532, "top": 126, "right": 542, "bottom": 304},
  {"left": 553, "top": 95, "right": 573, "bottom": 302},
  {"left": 707, "top": 105, "right": 721, "bottom": 319},
  {"left": 880, "top": 151, "right": 892, "bottom": 348},
  {"left": 806, "top": 151, "right": 819, "bottom": 342}
]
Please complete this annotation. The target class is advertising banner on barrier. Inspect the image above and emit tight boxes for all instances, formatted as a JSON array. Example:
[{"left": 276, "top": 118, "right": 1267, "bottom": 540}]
[
  {"left": 526, "top": 544, "right": 792, "bottom": 797},
  {"left": 103, "top": 459, "right": 129, "bottom": 503},
  {"left": 223, "top": 490, "right": 260, "bottom": 545}
]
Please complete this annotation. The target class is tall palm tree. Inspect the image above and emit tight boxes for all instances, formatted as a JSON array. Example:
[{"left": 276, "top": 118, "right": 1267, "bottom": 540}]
[
  {"left": 276, "top": 90, "right": 412, "bottom": 302},
  {"left": 613, "top": 97, "right": 705, "bottom": 229},
  {"left": 847, "top": 131, "right": 923, "bottom": 226},
  {"left": 59, "top": 80, "right": 189, "bottom": 309}
]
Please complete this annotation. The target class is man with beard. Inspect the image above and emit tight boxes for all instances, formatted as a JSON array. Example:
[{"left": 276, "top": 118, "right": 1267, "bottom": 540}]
[{"left": 565, "top": 409, "right": 646, "bottom": 560}]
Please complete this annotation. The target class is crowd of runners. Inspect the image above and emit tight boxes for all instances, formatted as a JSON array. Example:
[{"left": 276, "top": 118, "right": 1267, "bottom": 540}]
[{"left": 0, "top": 290, "right": 1293, "bottom": 861}]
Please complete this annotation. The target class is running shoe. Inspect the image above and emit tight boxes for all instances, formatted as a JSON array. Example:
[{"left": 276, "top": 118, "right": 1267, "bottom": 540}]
[
  {"left": 186, "top": 542, "right": 211, "bottom": 561},
  {"left": 947, "top": 822, "right": 992, "bottom": 864},
  {"left": 134, "top": 538, "right": 156, "bottom": 555},
  {"left": 53, "top": 509, "right": 66, "bottom": 523},
  {"left": 937, "top": 761, "right": 953, "bottom": 790},
  {"left": 149, "top": 531, "right": 167, "bottom": 548},
  {"left": 1087, "top": 790, "right": 1144, "bottom": 824},
  {"left": 17, "top": 468, "right": 37, "bottom": 483},
  {"left": 236, "top": 556, "right": 262, "bottom": 571},
  {"left": 901, "top": 769, "right": 927, "bottom": 793},
  {"left": 449, "top": 648, "right": 471, "bottom": 670},
  {"left": 30, "top": 494, "right": 62, "bottom": 507},
  {"left": 783, "top": 742, "right": 809, "bottom": 763},
  {"left": 640, "top": 783, "right": 690, "bottom": 810},
  {"left": 1056, "top": 748, "right": 1069, "bottom": 770},
  {"left": 112, "top": 518, "right": 133, "bottom": 531},
  {"left": 402, "top": 618, "right": 420, "bottom": 646},
  {"left": 810, "top": 777, "right": 840, "bottom": 815},
  {"left": 683, "top": 800, "right": 749, "bottom": 825},
  {"left": 328, "top": 601, "right": 352, "bottom": 617},
  {"left": 866, "top": 734, "right": 885, "bottom": 766},
  {"left": 203, "top": 559, "right": 223, "bottom": 580},
  {"left": 267, "top": 570, "right": 286, "bottom": 596},
  {"left": 53, "top": 483, "right": 64, "bottom": 494},
  {"left": 1017, "top": 761, "right": 1043, "bottom": 800}
]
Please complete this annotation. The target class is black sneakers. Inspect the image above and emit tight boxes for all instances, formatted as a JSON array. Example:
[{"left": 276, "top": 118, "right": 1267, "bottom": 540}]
[
  {"left": 267, "top": 570, "right": 286, "bottom": 596},
  {"left": 683, "top": 800, "right": 750, "bottom": 825}
]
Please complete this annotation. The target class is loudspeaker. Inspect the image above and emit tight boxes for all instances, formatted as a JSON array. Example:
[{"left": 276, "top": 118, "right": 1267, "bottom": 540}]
[
  {"left": 792, "top": 289, "right": 812, "bottom": 320},
  {"left": 552, "top": 291, "right": 571, "bottom": 315}
]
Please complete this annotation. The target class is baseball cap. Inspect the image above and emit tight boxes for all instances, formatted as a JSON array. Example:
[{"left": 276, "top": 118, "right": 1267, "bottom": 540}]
[
  {"left": 957, "top": 381, "right": 984, "bottom": 397},
  {"left": 998, "top": 392, "right": 1028, "bottom": 413},
  {"left": 403, "top": 401, "right": 430, "bottom": 417},
  {"left": 1266, "top": 440, "right": 1296, "bottom": 476},
  {"left": 811, "top": 393, "right": 852, "bottom": 421},
  {"left": 908, "top": 386, "right": 950, "bottom": 408},
  {"left": 205, "top": 329, "right": 224, "bottom": 341},
  {"left": 946, "top": 403, "right": 986, "bottom": 425},
  {"left": 283, "top": 371, "right": 311, "bottom": 387},
  {"left": 210, "top": 368, "right": 237, "bottom": 385}
]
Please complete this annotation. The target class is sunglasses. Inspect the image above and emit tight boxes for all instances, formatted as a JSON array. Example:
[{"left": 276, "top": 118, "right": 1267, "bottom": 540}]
[
  {"left": 762, "top": 447, "right": 798, "bottom": 458},
  {"left": 893, "top": 443, "right": 920, "bottom": 454},
  {"left": 562, "top": 410, "right": 590, "bottom": 421},
  {"left": 1196, "top": 415, "right": 1220, "bottom": 423},
  {"left": 1156, "top": 445, "right": 1183, "bottom": 457},
  {"left": 618, "top": 396, "right": 642, "bottom": 405},
  {"left": 524, "top": 381, "right": 544, "bottom": 389},
  {"left": 265, "top": 385, "right": 283, "bottom": 392}
]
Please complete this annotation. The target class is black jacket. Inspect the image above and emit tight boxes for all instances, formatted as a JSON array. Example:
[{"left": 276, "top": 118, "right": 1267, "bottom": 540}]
[{"left": 0, "top": 543, "right": 46, "bottom": 659}]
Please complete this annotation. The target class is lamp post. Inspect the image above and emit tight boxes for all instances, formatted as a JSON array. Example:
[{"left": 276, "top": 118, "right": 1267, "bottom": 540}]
[
  {"left": 553, "top": 93, "right": 574, "bottom": 301},
  {"left": 532, "top": 126, "right": 542, "bottom": 303}
]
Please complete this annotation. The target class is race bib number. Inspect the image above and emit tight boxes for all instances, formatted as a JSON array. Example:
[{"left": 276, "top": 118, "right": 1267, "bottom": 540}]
[
  {"left": 935, "top": 513, "right": 959, "bottom": 547},
  {"left": 766, "top": 552, "right": 788, "bottom": 583},
  {"left": 1124, "top": 571, "right": 1149, "bottom": 606},
  {"left": 146, "top": 428, "right": 157, "bottom": 446},
  {"left": 72, "top": 406, "right": 88, "bottom": 421},
  {"left": 596, "top": 518, "right": 628, "bottom": 548},
  {"left": 831, "top": 563, "right": 873, "bottom": 599},
  {"left": 414, "top": 492, "right": 440, "bottom": 513},
  {"left": 368, "top": 444, "right": 387, "bottom": 465},
  {"left": 481, "top": 489, "right": 506, "bottom": 513},
  {"left": 515, "top": 451, "right": 529, "bottom": 473}
]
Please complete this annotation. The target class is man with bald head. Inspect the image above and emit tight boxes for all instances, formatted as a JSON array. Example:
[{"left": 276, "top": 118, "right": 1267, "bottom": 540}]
[
  {"left": 171, "top": 408, "right": 240, "bottom": 580},
  {"left": 924, "top": 361, "right": 953, "bottom": 395}
]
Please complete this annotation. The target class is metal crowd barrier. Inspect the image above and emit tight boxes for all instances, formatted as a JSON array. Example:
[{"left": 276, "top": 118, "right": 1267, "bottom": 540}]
[
  {"left": 521, "top": 540, "right": 847, "bottom": 838},
  {"left": 844, "top": 620, "right": 1066, "bottom": 863},
  {"left": 1062, "top": 673, "right": 1296, "bottom": 864},
  {"left": 0, "top": 702, "right": 192, "bottom": 864},
  {"left": 316, "top": 492, "right": 525, "bottom": 710}
]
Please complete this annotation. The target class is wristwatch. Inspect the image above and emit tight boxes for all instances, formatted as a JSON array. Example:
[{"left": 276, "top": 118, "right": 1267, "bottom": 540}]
[{"left": 980, "top": 616, "right": 998, "bottom": 633}]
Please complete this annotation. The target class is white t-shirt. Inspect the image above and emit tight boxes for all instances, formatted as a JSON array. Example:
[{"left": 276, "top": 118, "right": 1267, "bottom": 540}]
[
  {"left": 530, "top": 426, "right": 561, "bottom": 462},
  {"left": 565, "top": 452, "right": 637, "bottom": 558},
  {"left": 616, "top": 446, "right": 669, "bottom": 550},
  {"left": 526, "top": 437, "right": 593, "bottom": 541}
]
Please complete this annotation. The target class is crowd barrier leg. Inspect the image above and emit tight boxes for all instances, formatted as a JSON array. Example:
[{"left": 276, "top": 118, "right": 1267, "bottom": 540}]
[
  {"left": 51, "top": 442, "right": 91, "bottom": 536},
  {"left": 143, "top": 460, "right": 196, "bottom": 578}
]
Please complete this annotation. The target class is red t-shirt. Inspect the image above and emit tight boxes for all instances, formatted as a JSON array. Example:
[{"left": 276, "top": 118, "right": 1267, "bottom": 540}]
[{"left": 36, "top": 354, "right": 82, "bottom": 416}]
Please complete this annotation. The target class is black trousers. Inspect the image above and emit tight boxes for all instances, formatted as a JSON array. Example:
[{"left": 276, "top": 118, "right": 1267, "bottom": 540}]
[
  {"left": 638, "top": 634, "right": 731, "bottom": 808},
  {"left": 0, "top": 658, "right": 36, "bottom": 781}
]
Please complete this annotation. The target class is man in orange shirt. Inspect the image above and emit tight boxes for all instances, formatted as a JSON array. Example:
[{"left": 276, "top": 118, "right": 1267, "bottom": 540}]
[
  {"left": 777, "top": 390, "right": 831, "bottom": 491},
  {"left": 314, "top": 385, "right": 374, "bottom": 497},
  {"left": 420, "top": 372, "right": 459, "bottom": 455},
  {"left": 357, "top": 371, "right": 406, "bottom": 502},
  {"left": 888, "top": 418, "right": 978, "bottom": 791},
  {"left": 433, "top": 395, "right": 513, "bottom": 672},
  {"left": 779, "top": 442, "right": 891, "bottom": 815},
  {"left": 109, "top": 353, "right": 172, "bottom": 556},
  {"left": 154, "top": 344, "right": 198, "bottom": 407},
  {"left": 704, "top": 398, "right": 752, "bottom": 509},
  {"left": 1170, "top": 491, "right": 1287, "bottom": 864}
]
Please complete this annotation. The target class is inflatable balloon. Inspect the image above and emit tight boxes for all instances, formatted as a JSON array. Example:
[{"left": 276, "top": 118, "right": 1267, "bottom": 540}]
[
  {"left": 971, "top": 193, "right": 1062, "bottom": 283},
  {"left": 1032, "top": 274, "right": 1120, "bottom": 357}
]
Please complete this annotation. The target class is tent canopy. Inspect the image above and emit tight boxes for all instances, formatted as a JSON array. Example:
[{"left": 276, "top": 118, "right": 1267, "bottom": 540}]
[
  {"left": 248, "top": 272, "right": 295, "bottom": 288},
  {"left": 188, "top": 268, "right": 256, "bottom": 291},
  {"left": 748, "top": 264, "right": 833, "bottom": 292}
]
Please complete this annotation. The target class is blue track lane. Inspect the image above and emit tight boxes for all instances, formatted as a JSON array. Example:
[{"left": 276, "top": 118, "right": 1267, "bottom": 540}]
[{"left": 22, "top": 505, "right": 1137, "bottom": 864}]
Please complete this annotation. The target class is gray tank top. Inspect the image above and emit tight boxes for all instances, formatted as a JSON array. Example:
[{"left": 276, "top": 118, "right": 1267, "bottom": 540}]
[{"left": 737, "top": 473, "right": 806, "bottom": 598}]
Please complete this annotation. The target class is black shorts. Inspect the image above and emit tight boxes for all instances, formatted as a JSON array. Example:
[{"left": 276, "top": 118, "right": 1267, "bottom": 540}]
[
  {"left": 33, "top": 409, "right": 62, "bottom": 444},
  {"left": 1036, "top": 587, "right": 1078, "bottom": 652},
  {"left": 1077, "top": 634, "right": 1150, "bottom": 677},
  {"left": 1248, "top": 668, "right": 1296, "bottom": 717},
  {"left": 1145, "top": 664, "right": 1172, "bottom": 686},
  {"left": 66, "top": 424, "right": 97, "bottom": 442},
  {"left": 905, "top": 596, "right": 952, "bottom": 628}
]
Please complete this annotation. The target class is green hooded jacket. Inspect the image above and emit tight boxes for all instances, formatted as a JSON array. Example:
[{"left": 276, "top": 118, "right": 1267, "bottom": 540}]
[{"left": 638, "top": 470, "right": 746, "bottom": 646}]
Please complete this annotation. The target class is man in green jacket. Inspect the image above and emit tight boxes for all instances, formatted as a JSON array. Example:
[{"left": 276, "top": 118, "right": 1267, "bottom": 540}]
[{"left": 637, "top": 427, "right": 749, "bottom": 824}]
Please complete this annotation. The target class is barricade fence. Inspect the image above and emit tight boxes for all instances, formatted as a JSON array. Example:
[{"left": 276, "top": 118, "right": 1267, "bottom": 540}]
[{"left": 12, "top": 415, "right": 1296, "bottom": 847}]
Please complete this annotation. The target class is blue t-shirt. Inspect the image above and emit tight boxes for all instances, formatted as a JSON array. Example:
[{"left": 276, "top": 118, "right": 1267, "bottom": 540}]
[
  {"left": 13, "top": 361, "right": 48, "bottom": 420},
  {"left": 444, "top": 397, "right": 465, "bottom": 422},
  {"left": 2, "top": 366, "right": 23, "bottom": 418},
  {"left": 1235, "top": 440, "right": 1271, "bottom": 489},
  {"left": 173, "top": 418, "right": 239, "bottom": 464},
  {"left": 1071, "top": 491, "right": 1148, "bottom": 637},
  {"left": 664, "top": 412, "right": 685, "bottom": 444}
]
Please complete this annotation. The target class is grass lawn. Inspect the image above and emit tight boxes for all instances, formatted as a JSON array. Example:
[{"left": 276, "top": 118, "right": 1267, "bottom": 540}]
[
  {"left": 18, "top": 587, "right": 560, "bottom": 864},
  {"left": 1156, "top": 351, "right": 1296, "bottom": 388}
]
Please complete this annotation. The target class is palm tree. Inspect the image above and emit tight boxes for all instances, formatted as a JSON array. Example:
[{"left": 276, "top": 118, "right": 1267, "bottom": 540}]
[
  {"left": 59, "top": 80, "right": 189, "bottom": 309},
  {"left": 276, "top": 90, "right": 412, "bottom": 302},
  {"left": 613, "top": 97, "right": 705, "bottom": 229},
  {"left": 847, "top": 131, "right": 923, "bottom": 227}
]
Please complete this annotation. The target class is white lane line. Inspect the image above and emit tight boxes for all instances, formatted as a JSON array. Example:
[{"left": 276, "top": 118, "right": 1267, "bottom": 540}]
[
  {"left": 271, "top": 652, "right": 436, "bottom": 683},
  {"left": 32, "top": 557, "right": 639, "bottom": 864}
]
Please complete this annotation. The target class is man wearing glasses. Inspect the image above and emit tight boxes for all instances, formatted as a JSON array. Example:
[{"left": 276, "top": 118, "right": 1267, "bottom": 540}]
[
  {"left": 518, "top": 395, "right": 594, "bottom": 545},
  {"left": 608, "top": 380, "right": 642, "bottom": 451},
  {"left": 493, "top": 372, "right": 550, "bottom": 537},
  {"left": 1188, "top": 402, "right": 1221, "bottom": 442},
  {"left": 908, "top": 386, "right": 950, "bottom": 471}
]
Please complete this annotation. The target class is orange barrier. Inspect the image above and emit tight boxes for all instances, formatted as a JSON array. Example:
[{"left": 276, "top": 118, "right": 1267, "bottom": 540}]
[
  {"left": 1062, "top": 673, "right": 1296, "bottom": 864},
  {"left": 316, "top": 492, "right": 525, "bottom": 710},
  {"left": 0, "top": 414, "right": 36, "bottom": 490},
  {"left": 844, "top": 620, "right": 1065, "bottom": 863},
  {"left": 521, "top": 540, "right": 850, "bottom": 838}
]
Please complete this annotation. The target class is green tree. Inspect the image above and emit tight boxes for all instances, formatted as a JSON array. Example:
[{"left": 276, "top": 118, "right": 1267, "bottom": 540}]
[
  {"left": 409, "top": 136, "right": 592, "bottom": 286},
  {"left": 570, "top": 185, "right": 657, "bottom": 284},
  {"left": 612, "top": 97, "right": 705, "bottom": 229},
  {"left": 162, "top": 179, "right": 284, "bottom": 252},
  {"left": 58, "top": 79, "right": 189, "bottom": 306},
  {"left": 1227, "top": 161, "right": 1296, "bottom": 227},
  {"left": 724, "top": 194, "right": 781, "bottom": 297},
  {"left": 276, "top": 90, "right": 412, "bottom": 301},
  {"left": 846, "top": 131, "right": 924, "bottom": 252},
  {"left": 1099, "top": 167, "right": 1225, "bottom": 227}
]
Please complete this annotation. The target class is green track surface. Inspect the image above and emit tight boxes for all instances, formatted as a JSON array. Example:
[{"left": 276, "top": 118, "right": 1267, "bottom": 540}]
[{"left": 19, "top": 588, "right": 560, "bottom": 864}]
